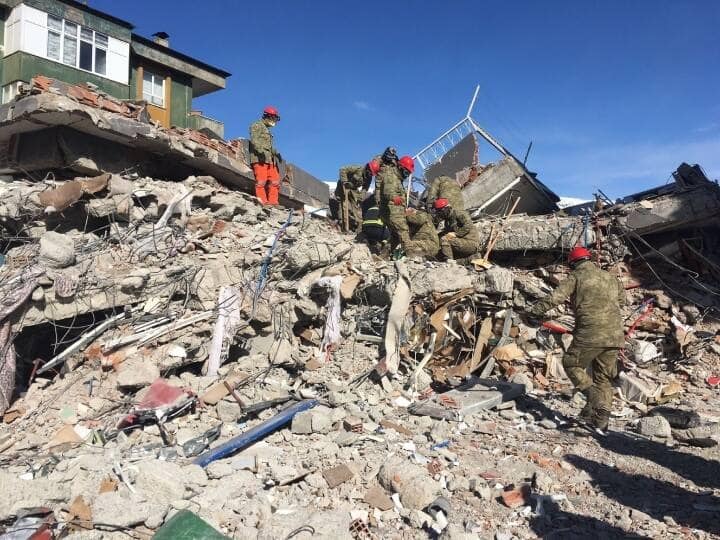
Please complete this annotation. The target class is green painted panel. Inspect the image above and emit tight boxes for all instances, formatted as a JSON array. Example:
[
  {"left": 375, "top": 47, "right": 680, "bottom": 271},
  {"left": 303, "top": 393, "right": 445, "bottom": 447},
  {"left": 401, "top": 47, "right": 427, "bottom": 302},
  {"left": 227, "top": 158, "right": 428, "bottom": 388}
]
[
  {"left": 1, "top": 51, "right": 130, "bottom": 98},
  {"left": 170, "top": 77, "right": 191, "bottom": 128},
  {"left": 23, "top": 0, "right": 131, "bottom": 40}
]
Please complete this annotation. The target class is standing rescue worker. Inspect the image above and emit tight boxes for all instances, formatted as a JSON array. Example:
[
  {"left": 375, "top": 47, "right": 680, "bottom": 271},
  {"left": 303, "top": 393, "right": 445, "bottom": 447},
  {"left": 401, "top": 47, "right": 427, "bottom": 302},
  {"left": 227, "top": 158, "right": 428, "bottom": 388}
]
[
  {"left": 374, "top": 147, "right": 399, "bottom": 205},
  {"left": 404, "top": 208, "right": 440, "bottom": 258},
  {"left": 528, "top": 247, "right": 625, "bottom": 432},
  {"left": 378, "top": 154, "right": 414, "bottom": 251},
  {"left": 332, "top": 160, "right": 380, "bottom": 232},
  {"left": 426, "top": 175, "right": 464, "bottom": 212},
  {"left": 433, "top": 198, "right": 479, "bottom": 260},
  {"left": 249, "top": 106, "right": 282, "bottom": 206}
]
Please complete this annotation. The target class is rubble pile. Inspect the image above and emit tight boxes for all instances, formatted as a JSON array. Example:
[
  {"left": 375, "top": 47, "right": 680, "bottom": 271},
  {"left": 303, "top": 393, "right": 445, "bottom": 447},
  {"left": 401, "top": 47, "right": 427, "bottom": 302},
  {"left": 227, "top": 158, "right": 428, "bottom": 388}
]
[{"left": 0, "top": 169, "right": 719, "bottom": 540}]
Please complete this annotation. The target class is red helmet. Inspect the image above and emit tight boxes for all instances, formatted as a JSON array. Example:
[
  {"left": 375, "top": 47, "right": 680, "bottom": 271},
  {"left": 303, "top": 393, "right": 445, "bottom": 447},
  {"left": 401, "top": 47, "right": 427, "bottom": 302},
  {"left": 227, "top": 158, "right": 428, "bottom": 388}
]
[
  {"left": 367, "top": 159, "right": 381, "bottom": 176},
  {"left": 433, "top": 198, "right": 449, "bottom": 210},
  {"left": 568, "top": 246, "right": 591, "bottom": 264},
  {"left": 263, "top": 106, "right": 280, "bottom": 119},
  {"left": 398, "top": 156, "right": 415, "bottom": 174}
]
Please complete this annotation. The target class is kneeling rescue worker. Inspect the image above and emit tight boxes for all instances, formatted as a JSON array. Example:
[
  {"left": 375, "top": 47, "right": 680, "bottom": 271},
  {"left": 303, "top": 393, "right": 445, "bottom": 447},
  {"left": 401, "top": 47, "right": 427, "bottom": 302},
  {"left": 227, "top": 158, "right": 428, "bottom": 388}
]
[
  {"left": 249, "top": 106, "right": 282, "bottom": 206},
  {"left": 433, "top": 198, "right": 479, "bottom": 260},
  {"left": 528, "top": 246, "right": 625, "bottom": 432}
]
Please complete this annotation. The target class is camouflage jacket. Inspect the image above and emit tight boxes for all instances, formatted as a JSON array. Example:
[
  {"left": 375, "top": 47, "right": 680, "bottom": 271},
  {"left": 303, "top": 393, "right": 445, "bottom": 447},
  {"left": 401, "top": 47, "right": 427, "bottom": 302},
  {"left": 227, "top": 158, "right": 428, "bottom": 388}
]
[
  {"left": 335, "top": 165, "right": 369, "bottom": 197},
  {"left": 426, "top": 176, "right": 464, "bottom": 210},
  {"left": 378, "top": 163, "right": 406, "bottom": 203},
  {"left": 249, "top": 120, "right": 276, "bottom": 164},
  {"left": 441, "top": 208, "right": 478, "bottom": 241},
  {"left": 407, "top": 210, "right": 440, "bottom": 248},
  {"left": 532, "top": 260, "right": 625, "bottom": 347}
]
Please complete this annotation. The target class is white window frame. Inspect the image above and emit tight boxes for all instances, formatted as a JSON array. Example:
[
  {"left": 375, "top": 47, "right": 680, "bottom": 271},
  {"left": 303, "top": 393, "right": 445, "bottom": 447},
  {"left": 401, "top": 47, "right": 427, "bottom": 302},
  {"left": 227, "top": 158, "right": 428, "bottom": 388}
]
[
  {"left": 142, "top": 71, "right": 165, "bottom": 108},
  {"left": 46, "top": 14, "right": 108, "bottom": 76}
]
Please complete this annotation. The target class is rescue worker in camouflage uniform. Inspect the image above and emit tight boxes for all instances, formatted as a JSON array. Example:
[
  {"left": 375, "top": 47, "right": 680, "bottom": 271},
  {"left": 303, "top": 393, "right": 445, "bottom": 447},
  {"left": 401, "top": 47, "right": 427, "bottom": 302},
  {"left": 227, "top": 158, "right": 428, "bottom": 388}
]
[
  {"left": 378, "top": 154, "right": 414, "bottom": 251},
  {"left": 404, "top": 208, "right": 440, "bottom": 258},
  {"left": 332, "top": 160, "right": 380, "bottom": 232},
  {"left": 433, "top": 198, "right": 479, "bottom": 260},
  {"left": 425, "top": 175, "right": 464, "bottom": 212},
  {"left": 249, "top": 106, "right": 282, "bottom": 206},
  {"left": 373, "top": 147, "right": 399, "bottom": 206},
  {"left": 528, "top": 246, "right": 625, "bottom": 432}
]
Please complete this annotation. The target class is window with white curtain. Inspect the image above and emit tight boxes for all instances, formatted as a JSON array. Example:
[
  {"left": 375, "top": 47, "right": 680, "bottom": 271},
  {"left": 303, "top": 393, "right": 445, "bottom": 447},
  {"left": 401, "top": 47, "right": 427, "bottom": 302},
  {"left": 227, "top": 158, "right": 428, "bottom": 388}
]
[
  {"left": 142, "top": 71, "right": 165, "bottom": 107},
  {"left": 46, "top": 14, "right": 107, "bottom": 76}
]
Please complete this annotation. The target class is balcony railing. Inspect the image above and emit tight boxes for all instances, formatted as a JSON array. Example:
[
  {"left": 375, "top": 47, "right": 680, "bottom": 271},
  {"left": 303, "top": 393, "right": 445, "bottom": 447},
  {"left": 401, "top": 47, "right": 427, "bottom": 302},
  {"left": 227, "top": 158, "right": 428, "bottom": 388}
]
[{"left": 188, "top": 111, "right": 224, "bottom": 139}]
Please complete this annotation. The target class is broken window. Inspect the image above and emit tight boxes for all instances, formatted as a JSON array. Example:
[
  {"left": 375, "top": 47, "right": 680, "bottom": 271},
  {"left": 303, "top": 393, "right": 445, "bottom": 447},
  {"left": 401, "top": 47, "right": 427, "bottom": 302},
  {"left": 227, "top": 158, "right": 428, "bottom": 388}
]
[
  {"left": 143, "top": 71, "right": 165, "bottom": 107},
  {"left": 45, "top": 14, "right": 108, "bottom": 77}
]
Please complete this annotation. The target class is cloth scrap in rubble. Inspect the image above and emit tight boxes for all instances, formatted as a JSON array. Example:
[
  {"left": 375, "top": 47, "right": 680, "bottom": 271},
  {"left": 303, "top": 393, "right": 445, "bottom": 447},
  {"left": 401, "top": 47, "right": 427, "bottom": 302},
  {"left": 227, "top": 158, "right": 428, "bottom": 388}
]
[
  {"left": 118, "top": 379, "right": 195, "bottom": 429},
  {"left": 408, "top": 377, "right": 525, "bottom": 420}
]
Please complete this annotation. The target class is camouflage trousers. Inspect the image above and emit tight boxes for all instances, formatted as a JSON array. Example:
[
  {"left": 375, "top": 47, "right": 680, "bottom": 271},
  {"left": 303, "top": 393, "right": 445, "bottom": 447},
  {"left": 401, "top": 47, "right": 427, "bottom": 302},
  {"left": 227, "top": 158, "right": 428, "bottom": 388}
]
[
  {"left": 563, "top": 344, "right": 619, "bottom": 422},
  {"left": 440, "top": 236, "right": 478, "bottom": 260},
  {"left": 405, "top": 238, "right": 439, "bottom": 259},
  {"left": 336, "top": 189, "right": 364, "bottom": 232},
  {"left": 381, "top": 203, "right": 411, "bottom": 249}
]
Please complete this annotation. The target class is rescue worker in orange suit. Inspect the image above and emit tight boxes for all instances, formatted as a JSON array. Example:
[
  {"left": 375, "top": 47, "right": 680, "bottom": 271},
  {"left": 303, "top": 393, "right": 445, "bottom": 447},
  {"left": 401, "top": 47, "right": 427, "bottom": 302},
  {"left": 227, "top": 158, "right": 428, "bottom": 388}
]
[{"left": 249, "top": 106, "right": 282, "bottom": 205}]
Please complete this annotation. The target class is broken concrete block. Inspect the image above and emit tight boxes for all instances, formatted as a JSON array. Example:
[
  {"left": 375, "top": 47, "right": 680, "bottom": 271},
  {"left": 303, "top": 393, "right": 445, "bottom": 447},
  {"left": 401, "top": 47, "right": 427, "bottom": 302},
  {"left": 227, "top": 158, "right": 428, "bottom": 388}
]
[
  {"left": 134, "top": 460, "right": 186, "bottom": 504},
  {"left": 672, "top": 424, "right": 720, "bottom": 447},
  {"left": 39, "top": 231, "right": 75, "bottom": 269},
  {"left": 322, "top": 464, "right": 354, "bottom": 488},
  {"left": 116, "top": 358, "right": 160, "bottom": 389},
  {"left": 216, "top": 399, "right": 242, "bottom": 423},
  {"left": 648, "top": 406, "right": 702, "bottom": 429},
  {"left": 411, "top": 265, "right": 475, "bottom": 297},
  {"left": 637, "top": 416, "right": 672, "bottom": 438},
  {"left": 92, "top": 491, "right": 163, "bottom": 529},
  {"left": 291, "top": 410, "right": 313, "bottom": 434},
  {"left": 378, "top": 456, "right": 441, "bottom": 510},
  {"left": 484, "top": 266, "right": 514, "bottom": 295},
  {"left": 0, "top": 472, "right": 67, "bottom": 520},
  {"left": 364, "top": 486, "right": 394, "bottom": 511},
  {"left": 311, "top": 409, "right": 333, "bottom": 434},
  {"left": 408, "top": 378, "right": 525, "bottom": 420}
]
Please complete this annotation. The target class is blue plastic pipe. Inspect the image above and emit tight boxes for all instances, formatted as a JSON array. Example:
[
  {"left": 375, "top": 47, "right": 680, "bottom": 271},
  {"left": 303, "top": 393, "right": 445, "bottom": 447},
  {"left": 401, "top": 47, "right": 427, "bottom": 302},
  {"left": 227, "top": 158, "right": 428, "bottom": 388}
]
[{"left": 193, "top": 399, "right": 318, "bottom": 468}]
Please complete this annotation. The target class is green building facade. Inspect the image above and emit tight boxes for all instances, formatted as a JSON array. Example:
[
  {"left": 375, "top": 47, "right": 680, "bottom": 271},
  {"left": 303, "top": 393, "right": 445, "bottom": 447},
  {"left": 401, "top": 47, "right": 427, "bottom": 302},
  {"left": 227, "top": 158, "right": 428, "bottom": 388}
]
[{"left": 0, "top": 0, "right": 229, "bottom": 137}]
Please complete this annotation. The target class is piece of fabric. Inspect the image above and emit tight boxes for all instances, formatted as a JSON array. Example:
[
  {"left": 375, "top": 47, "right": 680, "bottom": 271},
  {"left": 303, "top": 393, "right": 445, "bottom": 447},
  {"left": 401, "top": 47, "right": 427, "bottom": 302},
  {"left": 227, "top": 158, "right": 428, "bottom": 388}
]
[
  {"left": 249, "top": 119, "right": 275, "bottom": 164},
  {"left": 532, "top": 260, "right": 625, "bottom": 347},
  {"left": 315, "top": 276, "right": 344, "bottom": 361}
]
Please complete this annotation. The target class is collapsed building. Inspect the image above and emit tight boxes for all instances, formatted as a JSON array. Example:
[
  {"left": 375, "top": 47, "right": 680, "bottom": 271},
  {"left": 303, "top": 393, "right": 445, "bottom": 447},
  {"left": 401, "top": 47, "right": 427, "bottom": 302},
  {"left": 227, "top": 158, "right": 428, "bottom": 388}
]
[{"left": 0, "top": 4, "right": 719, "bottom": 537}]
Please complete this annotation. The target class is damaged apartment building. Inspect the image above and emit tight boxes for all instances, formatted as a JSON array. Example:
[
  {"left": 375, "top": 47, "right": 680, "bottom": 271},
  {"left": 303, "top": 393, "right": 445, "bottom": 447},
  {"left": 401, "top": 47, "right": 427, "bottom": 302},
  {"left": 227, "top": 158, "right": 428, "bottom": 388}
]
[{"left": 0, "top": 0, "right": 329, "bottom": 209}]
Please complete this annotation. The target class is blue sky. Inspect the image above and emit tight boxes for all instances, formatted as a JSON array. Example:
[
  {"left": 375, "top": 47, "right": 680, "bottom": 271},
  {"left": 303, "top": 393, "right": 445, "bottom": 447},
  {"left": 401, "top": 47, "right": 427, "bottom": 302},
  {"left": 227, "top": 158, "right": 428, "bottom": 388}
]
[{"left": 94, "top": 0, "right": 719, "bottom": 199}]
